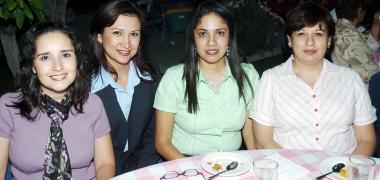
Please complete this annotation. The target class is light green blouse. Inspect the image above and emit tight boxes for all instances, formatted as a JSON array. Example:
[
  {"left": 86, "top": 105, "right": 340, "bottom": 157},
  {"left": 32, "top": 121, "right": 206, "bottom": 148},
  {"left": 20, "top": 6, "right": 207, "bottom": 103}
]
[{"left": 154, "top": 61, "right": 260, "bottom": 155}]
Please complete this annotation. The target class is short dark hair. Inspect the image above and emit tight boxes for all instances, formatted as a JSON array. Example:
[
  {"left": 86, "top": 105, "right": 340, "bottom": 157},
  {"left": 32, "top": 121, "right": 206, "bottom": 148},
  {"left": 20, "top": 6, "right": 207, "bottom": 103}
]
[
  {"left": 90, "top": 0, "right": 156, "bottom": 81},
  {"left": 286, "top": 1, "right": 335, "bottom": 37},
  {"left": 335, "top": 0, "right": 368, "bottom": 21},
  {"left": 13, "top": 21, "right": 90, "bottom": 120}
]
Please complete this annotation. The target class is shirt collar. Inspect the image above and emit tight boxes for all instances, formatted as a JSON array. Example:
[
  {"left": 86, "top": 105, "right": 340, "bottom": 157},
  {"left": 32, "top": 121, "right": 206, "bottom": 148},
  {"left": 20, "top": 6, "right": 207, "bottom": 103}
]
[
  {"left": 198, "top": 58, "right": 232, "bottom": 84},
  {"left": 283, "top": 55, "right": 338, "bottom": 76},
  {"left": 92, "top": 61, "right": 150, "bottom": 91}
]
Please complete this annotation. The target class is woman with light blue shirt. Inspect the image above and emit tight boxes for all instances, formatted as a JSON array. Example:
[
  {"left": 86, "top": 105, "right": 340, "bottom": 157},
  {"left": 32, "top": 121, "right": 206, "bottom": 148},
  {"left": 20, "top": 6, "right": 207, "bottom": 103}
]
[
  {"left": 154, "top": 0, "right": 260, "bottom": 160},
  {"left": 89, "top": 0, "right": 159, "bottom": 174}
]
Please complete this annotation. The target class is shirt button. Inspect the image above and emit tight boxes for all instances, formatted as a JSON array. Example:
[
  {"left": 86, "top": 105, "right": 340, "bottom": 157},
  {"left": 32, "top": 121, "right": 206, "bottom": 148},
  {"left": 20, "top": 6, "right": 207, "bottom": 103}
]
[
  {"left": 315, "top": 123, "right": 319, "bottom": 127},
  {"left": 314, "top": 108, "right": 318, "bottom": 112},
  {"left": 312, "top": 94, "right": 316, "bottom": 98},
  {"left": 315, "top": 137, "right": 319, "bottom": 141}
]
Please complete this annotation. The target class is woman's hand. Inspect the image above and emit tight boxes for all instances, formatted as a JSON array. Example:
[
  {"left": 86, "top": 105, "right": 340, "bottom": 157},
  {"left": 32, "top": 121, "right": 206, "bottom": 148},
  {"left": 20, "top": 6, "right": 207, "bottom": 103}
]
[
  {"left": 0, "top": 137, "right": 10, "bottom": 180},
  {"left": 155, "top": 110, "right": 185, "bottom": 160},
  {"left": 94, "top": 134, "right": 115, "bottom": 180}
]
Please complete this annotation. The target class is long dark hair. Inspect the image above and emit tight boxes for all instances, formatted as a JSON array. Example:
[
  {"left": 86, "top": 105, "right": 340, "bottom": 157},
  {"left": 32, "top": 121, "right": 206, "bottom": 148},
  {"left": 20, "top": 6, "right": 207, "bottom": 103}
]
[
  {"left": 90, "top": 0, "right": 155, "bottom": 81},
  {"left": 12, "top": 21, "right": 90, "bottom": 120},
  {"left": 184, "top": 0, "right": 253, "bottom": 113}
]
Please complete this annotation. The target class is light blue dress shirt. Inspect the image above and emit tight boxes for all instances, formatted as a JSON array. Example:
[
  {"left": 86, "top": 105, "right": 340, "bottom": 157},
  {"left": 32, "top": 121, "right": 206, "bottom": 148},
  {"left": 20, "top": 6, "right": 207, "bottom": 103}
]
[{"left": 91, "top": 62, "right": 150, "bottom": 152}]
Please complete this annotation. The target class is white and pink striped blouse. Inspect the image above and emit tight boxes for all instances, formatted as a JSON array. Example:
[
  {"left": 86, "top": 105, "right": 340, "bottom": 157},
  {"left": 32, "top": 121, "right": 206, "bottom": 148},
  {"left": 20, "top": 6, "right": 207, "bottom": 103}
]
[{"left": 250, "top": 56, "right": 376, "bottom": 154}]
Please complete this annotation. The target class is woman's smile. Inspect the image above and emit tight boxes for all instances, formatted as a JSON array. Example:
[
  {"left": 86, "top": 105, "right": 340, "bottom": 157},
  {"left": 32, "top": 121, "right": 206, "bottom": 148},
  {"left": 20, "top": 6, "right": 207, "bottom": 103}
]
[{"left": 117, "top": 49, "right": 131, "bottom": 56}]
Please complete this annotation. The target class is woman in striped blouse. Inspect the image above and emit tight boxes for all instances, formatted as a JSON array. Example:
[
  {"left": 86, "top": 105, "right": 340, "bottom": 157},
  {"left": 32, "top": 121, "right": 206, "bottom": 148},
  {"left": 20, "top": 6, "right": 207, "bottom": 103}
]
[{"left": 250, "top": 1, "right": 376, "bottom": 156}]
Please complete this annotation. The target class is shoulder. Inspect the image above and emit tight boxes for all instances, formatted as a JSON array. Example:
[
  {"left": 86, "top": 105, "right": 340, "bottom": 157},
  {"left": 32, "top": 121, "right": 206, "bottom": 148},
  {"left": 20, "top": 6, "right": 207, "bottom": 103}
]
[
  {"left": 0, "top": 91, "right": 22, "bottom": 106},
  {"left": 334, "top": 63, "right": 361, "bottom": 77},
  {"left": 241, "top": 63, "right": 259, "bottom": 79},
  {"left": 164, "top": 64, "right": 184, "bottom": 75},
  {"left": 0, "top": 92, "right": 22, "bottom": 118},
  {"left": 241, "top": 63, "right": 254, "bottom": 72},
  {"left": 161, "top": 64, "right": 185, "bottom": 81},
  {"left": 86, "top": 93, "right": 102, "bottom": 103},
  {"left": 327, "top": 61, "right": 361, "bottom": 80},
  {"left": 84, "top": 93, "right": 104, "bottom": 109},
  {"left": 262, "top": 61, "right": 288, "bottom": 79}
]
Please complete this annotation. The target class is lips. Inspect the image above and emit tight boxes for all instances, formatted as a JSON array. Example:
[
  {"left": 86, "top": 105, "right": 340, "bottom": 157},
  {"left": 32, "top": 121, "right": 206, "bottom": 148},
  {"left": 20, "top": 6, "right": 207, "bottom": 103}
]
[
  {"left": 304, "top": 50, "right": 317, "bottom": 55},
  {"left": 205, "top": 49, "right": 218, "bottom": 55},
  {"left": 50, "top": 73, "right": 67, "bottom": 81},
  {"left": 117, "top": 50, "right": 131, "bottom": 56}
]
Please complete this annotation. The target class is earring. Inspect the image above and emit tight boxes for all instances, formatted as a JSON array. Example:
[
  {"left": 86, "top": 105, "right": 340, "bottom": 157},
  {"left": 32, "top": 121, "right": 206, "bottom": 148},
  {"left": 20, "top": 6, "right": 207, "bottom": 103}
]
[
  {"left": 328, "top": 44, "right": 331, "bottom": 48},
  {"left": 288, "top": 43, "right": 292, "bottom": 48},
  {"left": 226, "top": 47, "right": 230, "bottom": 57}
]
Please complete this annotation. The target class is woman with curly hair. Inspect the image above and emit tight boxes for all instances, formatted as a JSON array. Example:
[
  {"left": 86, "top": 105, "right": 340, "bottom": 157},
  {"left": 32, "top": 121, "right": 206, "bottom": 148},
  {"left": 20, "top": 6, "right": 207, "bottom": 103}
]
[{"left": 0, "top": 22, "right": 115, "bottom": 180}]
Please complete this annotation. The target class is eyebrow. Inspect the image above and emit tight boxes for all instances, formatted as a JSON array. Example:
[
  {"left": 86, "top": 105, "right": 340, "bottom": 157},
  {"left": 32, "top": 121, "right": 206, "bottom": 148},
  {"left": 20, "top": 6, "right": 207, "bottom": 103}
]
[
  {"left": 110, "top": 28, "right": 141, "bottom": 32},
  {"left": 195, "top": 28, "right": 228, "bottom": 31},
  {"left": 35, "top": 49, "right": 74, "bottom": 57}
]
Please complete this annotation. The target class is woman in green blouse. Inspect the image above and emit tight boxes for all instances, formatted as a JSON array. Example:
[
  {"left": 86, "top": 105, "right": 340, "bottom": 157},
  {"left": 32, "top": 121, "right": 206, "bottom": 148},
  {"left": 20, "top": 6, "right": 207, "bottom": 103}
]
[{"left": 154, "top": 0, "right": 260, "bottom": 160}]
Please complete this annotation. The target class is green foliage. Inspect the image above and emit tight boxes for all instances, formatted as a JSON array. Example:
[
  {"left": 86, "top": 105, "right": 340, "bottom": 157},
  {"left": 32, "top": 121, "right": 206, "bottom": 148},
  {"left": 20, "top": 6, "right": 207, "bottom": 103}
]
[
  {"left": 0, "top": 0, "right": 45, "bottom": 29},
  {"left": 225, "top": 0, "right": 284, "bottom": 59}
]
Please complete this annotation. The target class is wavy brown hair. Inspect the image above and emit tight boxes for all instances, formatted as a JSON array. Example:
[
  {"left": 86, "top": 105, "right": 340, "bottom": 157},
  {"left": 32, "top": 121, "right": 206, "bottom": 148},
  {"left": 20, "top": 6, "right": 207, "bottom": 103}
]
[{"left": 11, "top": 22, "right": 91, "bottom": 120}]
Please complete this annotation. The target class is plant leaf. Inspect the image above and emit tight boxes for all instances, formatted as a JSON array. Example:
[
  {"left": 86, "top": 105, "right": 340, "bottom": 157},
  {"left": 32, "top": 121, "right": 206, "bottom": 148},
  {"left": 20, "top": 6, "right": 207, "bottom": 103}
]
[
  {"left": 0, "top": 8, "right": 3, "bottom": 19},
  {"left": 1, "top": 5, "right": 10, "bottom": 20},
  {"left": 14, "top": 7, "right": 25, "bottom": 29},
  {"left": 16, "top": 0, "right": 23, "bottom": 8},
  {"left": 28, "top": 0, "right": 42, "bottom": 10},
  {"left": 31, "top": 7, "right": 44, "bottom": 21},
  {"left": 0, "top": 0, "right": 5, "bottom": 5},
  {"left": 23, "top": 4, "right": 33, "bottom": 20},
  {"left": 6, "top": 0, "right": 17, "bottom": 11}
]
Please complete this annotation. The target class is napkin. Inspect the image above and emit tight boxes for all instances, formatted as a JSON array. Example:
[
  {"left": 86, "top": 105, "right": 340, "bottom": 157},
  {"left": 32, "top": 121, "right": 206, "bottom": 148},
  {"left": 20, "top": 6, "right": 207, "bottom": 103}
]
[{"left": 264, "top": 153, "right": 309, "bottom": 180}]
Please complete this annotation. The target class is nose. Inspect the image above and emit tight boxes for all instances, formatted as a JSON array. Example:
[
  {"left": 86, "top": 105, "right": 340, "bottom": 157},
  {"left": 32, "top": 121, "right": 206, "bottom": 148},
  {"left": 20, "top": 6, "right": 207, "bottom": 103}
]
[
  {"left": 120, "top": 35, "right": 130, "bottom": 48},
  {"left": 207, "top": 34, "right": 216, "bottom": 46},
  {"left": 52, "top": 58, "right": 63, "bottom": 71},
  {"left": 306, "top": 34, "right": 315, "bottom": 46}
]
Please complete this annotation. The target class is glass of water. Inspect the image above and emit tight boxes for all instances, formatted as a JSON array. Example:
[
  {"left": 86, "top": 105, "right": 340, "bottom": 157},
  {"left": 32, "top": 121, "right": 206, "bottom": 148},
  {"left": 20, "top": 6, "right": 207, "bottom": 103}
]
[
  {"left": 348, "top": 155, "right": 375, "bottom": 180},
  {"left": 253, "top": 159, "right": 278, "bottom": 180}
]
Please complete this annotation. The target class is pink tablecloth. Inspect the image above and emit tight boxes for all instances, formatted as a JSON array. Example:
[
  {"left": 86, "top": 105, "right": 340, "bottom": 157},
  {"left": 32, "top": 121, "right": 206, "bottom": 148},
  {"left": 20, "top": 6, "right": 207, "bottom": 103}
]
[{"left": 111, "top": 149, "right": 380, "bottom": 180}]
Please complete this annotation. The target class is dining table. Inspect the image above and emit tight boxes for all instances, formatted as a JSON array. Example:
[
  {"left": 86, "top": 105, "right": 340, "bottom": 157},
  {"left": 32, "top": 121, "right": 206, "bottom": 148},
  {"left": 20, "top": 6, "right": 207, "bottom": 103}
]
[{"left": 111, "top": 149, "right": 380, "bottom": 180}]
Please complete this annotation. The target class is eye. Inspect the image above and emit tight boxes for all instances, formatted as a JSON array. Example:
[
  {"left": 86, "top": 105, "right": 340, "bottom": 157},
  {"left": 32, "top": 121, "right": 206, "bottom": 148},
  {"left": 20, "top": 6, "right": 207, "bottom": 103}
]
[
  {"left": 216, "top": 31, "right": 225, "bottom": 36},
  {"left": 315, "top": 32, "right": 324, "bottom": 37},
  {"left": 296, "top": 32, "right": 305, "bottom": 37},
  {"left": 62, "top": 52, "right": 72, "bottom": 58},
  {"left": 130, "top": 32, "right": 140, "bottom": 37},
  {"left": 198, "top": 31, "right": 207, "bottom": 37},
  {"left": 112, "top": 31, "right": 122, "bottom": 36},
  {"left": 39, "top": 55, "right": 50, "bottom": 61}
]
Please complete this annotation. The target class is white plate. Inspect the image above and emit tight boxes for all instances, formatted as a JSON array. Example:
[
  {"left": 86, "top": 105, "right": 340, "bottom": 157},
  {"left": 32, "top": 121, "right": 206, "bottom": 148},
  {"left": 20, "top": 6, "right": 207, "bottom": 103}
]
[
  {"left": 201, "top": 152, "right": 251, "bottom": 177},
  {"left": 318, "top": 156, "right": 349, "bottom": 180}
]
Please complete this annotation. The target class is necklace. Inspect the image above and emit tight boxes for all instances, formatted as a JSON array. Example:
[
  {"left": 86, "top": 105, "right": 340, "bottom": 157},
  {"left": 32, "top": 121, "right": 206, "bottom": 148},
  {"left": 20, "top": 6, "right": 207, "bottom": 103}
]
[{"left": 206, "top": 67, "right": 227, "bottom": 89}]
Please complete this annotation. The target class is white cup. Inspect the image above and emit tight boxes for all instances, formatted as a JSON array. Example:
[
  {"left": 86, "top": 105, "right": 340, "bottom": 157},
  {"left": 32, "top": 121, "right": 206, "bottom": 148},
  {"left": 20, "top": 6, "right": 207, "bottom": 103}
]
[
  {"left": 348, "top": 155, "right": 376, "bottom": 180},
  {"left": 253, "top": 159, "right": 278, "bottom": 180}
]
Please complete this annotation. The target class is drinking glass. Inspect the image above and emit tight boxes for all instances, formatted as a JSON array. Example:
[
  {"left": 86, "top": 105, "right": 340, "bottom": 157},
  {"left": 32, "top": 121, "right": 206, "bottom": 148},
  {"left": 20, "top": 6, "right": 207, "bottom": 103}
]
[
  {"left": 348, "top": 155, "right": 375, "bottom": 180},
  {"left": 253, "top": 159, "right": 278, "bottom": 180}
]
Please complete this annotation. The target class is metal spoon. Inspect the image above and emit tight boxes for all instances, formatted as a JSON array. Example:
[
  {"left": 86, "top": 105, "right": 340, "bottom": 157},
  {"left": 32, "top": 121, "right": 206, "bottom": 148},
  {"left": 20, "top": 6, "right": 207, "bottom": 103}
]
[
  {"left": 208, "top": 161, "right": 238, "bottom": 180},
  {"left": 316, "top": 163, "right": 345, "bottom": 179}
]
